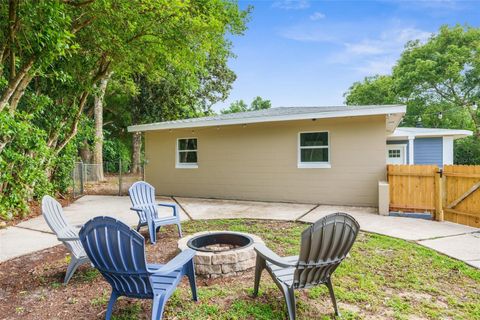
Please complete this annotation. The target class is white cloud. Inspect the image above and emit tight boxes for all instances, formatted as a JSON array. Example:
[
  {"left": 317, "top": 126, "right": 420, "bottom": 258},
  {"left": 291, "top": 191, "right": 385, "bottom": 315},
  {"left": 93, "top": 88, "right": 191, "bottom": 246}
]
[
  {"left": 341, "top": 27, "right": 431, "bottom": 75},
  {"left": 281, "top": 20, "right": 432, "bottom": 76},
  {"left": 342, "top": 27, "right": 431, "bottom": 56},
  {"left": 272, "top": 0, "right": 310, "bottom": 10},
  {"left": 310, "top": 11, "right": 326, "bottom": 20},
  {"left": 354, "top": 57, "right": 398, "bottom": 75}
]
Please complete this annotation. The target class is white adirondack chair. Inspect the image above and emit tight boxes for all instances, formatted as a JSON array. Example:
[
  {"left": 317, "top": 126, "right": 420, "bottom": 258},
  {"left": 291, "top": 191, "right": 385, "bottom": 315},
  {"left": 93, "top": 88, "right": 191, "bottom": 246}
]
[{"left": 41, "top": 195, "right": 89, "bottom": 284}]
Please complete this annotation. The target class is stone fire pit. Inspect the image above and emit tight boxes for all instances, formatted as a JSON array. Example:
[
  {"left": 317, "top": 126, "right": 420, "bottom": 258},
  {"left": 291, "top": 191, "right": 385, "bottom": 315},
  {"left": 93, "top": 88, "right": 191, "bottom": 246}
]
[{"left": 178, "top": 231, "right": 264, "bottom": 278}]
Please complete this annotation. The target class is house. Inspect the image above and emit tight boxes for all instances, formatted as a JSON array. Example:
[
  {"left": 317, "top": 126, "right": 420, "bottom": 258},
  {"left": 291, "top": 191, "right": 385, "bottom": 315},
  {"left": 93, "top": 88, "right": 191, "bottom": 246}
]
[
  {"left": 387, "top": 127, "right": 472, "bottom": 166},
  {"left": 128, "top": 105, "right": 471, "bottom": 207}
]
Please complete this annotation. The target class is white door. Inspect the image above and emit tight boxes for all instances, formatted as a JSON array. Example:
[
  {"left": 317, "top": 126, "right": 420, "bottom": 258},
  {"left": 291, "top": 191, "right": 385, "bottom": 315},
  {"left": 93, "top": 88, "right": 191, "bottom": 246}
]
[{"left": 386, "top": 145, "right": 406, "bottom": 165}]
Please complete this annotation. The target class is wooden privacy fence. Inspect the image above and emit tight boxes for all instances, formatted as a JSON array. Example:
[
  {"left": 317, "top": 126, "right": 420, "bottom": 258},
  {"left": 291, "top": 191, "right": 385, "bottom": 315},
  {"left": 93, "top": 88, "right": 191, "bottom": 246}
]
[{"left": 387, "top": 164, "right": 480, "bottom": 228}]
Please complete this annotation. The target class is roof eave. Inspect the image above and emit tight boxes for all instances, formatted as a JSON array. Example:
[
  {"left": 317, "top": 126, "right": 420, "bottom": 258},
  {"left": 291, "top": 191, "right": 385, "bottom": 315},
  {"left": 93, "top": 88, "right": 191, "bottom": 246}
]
[
  {"left": 128, "top": 105, "right": 406, "bottom": 133},
  {"left": 388, "top": 130, "right": 473, "bottom": 140}
]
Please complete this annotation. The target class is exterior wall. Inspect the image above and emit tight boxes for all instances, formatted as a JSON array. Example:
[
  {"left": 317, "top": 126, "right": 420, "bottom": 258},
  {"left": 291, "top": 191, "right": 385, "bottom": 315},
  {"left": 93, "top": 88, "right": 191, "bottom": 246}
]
[
  {"left": 414, "top": 137, "right": 443, "bottom": 166},
  {"left": 144, "top": 115, "right": 387, "bottom": 206},
  {"left": 442, "top": 137, "right": 454, "bottom": 165},
  {"left": 387, "top": 140, "right": 410, "bottom": 164}
]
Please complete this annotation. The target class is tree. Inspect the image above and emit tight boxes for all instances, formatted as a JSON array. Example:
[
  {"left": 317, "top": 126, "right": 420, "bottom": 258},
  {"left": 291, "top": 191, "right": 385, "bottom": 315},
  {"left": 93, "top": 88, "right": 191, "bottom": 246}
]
[
  {"left": 221, "top": 96, "right": 271, "bottom": 114},
  {"left": 250, "top": 96, "right": 272, "bottom": 111},
  {"left": 344, "top": 75, "right": 398, "bottom": 105},
  {"left": 393, "top": 25, "right": 480, "bottom": 136},
  {"left": 222, "top": 100, "right": 249, "bottom": 114},
  {"left": 0, "top": 0, "right": 250, "bottom": 218},
  {"left": 344, "top": 25, "right": 480, "bottom": 164}
]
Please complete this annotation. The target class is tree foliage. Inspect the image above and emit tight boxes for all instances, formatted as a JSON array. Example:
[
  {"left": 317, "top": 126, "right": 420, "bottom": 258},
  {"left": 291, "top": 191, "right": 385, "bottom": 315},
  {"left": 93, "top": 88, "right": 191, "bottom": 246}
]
[
  {"left": 0, "top": 0, "right": 249, "bottom": 219},
  {"left": 344, "top": 25, "right": 480, "bottom": 164},
  {"left": 221, "top": 96, "right": 271, "bottom": 114}
]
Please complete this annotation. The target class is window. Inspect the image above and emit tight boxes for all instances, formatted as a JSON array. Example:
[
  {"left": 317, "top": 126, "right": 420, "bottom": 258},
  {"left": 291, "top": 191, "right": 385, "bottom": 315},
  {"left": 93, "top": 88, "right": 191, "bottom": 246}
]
[
  {"left": 388, "top": 149, "right": 401, "bottom": 158},
  {"left": 176, "top": 138, "right": 198, "bottom": 168},
  {"left": 298, "top": 132, "right": 330, "bottom": 168},
  {"left": 386, "top": 145, "right": 406, "bottom": 165}
]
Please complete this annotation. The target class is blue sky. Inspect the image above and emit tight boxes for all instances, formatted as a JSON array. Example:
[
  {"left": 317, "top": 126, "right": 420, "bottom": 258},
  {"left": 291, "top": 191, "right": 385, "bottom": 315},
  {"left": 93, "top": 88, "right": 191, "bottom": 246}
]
[{"left": 212, "top": 0, "right": 480, "bottom": 111}]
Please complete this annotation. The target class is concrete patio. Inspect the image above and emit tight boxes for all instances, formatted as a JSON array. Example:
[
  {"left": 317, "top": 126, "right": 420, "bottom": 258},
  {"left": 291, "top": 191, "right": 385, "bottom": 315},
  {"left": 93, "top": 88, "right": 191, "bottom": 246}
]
[{"left": 1, "top": 195, "right": 479, "bottom": 268}]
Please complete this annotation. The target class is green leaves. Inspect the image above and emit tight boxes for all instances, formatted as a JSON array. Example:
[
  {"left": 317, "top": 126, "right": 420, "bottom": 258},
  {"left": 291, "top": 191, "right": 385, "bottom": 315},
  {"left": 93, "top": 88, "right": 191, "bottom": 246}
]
[
  {"left": 221, "top": 96, "right": 272, "bottom": 114},
  {"left": 344, "top": 25, "right": 480, "bottom": 163}
]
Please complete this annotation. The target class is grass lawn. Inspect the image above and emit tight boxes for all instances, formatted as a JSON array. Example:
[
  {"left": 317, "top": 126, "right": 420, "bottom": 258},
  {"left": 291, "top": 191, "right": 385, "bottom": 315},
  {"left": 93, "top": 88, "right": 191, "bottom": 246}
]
[{"left": 0, "top": 219, "right": 479, "bottom": 319}]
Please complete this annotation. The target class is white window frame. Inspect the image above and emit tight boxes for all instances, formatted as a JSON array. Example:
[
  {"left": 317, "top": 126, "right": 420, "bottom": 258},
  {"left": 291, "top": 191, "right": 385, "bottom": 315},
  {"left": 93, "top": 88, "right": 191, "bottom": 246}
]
[
  {"left": 386, "top": 144, "right": 407, "bottom": 165},
  {"left": 176, "top": 137, "right": 198, "bottom": 169},
  {"left": 298, "top": 131, "right": 331, "bottom": 168}
]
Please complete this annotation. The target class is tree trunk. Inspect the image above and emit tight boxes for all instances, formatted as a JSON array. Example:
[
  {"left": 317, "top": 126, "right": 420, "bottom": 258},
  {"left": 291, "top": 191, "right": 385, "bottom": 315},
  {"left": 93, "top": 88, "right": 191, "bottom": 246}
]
[
  {"left": 54, "top": 91, "right": 89, "bottom": 155},
  {"left": 8, "top": 0, "right": 17, "bottom": 82},
  {"left": 0, "top": 57, "right": 35, "bottom": 112},
  {"left": 92, "top": 72, "right": 111, "bottom": 181},
  {"left": 131, "top": 132, "right": 142, "bottom": 174},
  {"left": 8, "top": 73, "right": 33, "bottom": 114},
  {"left": 79, "top": 140, "right": 92, "bottom": 163}
]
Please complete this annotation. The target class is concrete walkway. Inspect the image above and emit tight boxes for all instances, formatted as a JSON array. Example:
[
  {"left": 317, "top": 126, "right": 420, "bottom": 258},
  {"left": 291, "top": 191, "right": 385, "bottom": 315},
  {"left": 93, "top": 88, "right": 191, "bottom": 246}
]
[{"left": 1, "top": 195, "right": 479, "bottom": 269}]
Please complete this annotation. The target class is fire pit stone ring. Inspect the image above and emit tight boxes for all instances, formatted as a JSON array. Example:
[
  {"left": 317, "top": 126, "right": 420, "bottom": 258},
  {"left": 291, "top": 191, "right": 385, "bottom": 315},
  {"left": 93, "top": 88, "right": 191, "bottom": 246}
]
[{"left": 178, "top": 231, "right": 264, "bottom": 278}]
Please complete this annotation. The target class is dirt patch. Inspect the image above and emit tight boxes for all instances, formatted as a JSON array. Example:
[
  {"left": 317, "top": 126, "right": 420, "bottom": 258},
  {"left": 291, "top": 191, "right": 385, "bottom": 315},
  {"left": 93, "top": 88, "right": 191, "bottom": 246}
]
[
  {"left": 84, "top": 174, "right": 142, "bottom": 196},
  {"left": 3, "top": 196, "right": 74, "bottom": 228},
  {"left": 0, "top": 226, "right": 179, "bottom": 320}
]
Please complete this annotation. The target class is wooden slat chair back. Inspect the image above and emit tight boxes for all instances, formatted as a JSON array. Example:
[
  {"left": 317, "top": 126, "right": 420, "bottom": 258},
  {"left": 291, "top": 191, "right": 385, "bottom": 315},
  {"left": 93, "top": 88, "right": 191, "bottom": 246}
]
[
  {"left": 79, "top": 216, "right": 197, "bottom": 320},
  {"left": 128, "top": 181, "right": 182, "bottom": 244},
  {"left": 294, "top": 213, "right": 359, "bottom": 289},
  {"left": 253, "top": 212, "right": 360, "bottom": 319},
  {"left": 41, "top": 195, "right": 89, "bottom": 284}
]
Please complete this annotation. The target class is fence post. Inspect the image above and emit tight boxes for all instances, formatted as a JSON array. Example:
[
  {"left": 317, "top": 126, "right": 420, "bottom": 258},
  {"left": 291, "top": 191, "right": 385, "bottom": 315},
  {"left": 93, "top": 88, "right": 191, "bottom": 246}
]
[
  {"left": 118, "top": 158, "right": 122, "bottom": 196},
  {"left": 72, "top": 161, "right": 76, "bottom": 197},
  {"left": 80, "top": 161, "right": 84, "bottom": 196},
  {"left": 434, "top": 169, "right": 443, "bottom": 221}
]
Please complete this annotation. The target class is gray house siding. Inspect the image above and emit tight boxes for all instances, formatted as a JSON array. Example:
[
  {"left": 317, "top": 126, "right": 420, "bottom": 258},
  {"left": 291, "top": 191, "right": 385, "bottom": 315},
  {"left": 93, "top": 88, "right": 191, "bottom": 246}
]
[
  {"left": 413, "top": 137, "right": 443, "bottom": 166},
  {"left": 387, "top": 140, "right": 409, "bottom": 163}
]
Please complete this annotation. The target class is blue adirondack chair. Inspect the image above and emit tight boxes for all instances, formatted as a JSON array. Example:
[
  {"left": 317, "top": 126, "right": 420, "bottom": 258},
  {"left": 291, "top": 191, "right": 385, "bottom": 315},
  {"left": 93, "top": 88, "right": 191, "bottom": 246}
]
[
  {"left": 129, "top": 181, "right": 182, "bottom": 244},
  {"left": 42, "top": 195, "right": 89, "bottom": 284},
  {"left": 79, "top": 216, "right": 197, "bottom": 320}
]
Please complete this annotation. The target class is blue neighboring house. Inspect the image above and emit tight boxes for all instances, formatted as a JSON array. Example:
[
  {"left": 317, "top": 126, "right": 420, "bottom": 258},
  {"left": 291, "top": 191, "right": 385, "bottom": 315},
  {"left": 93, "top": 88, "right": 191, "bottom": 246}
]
[{"left": 386, "top": 127, "right": 472, "bottom": 167}]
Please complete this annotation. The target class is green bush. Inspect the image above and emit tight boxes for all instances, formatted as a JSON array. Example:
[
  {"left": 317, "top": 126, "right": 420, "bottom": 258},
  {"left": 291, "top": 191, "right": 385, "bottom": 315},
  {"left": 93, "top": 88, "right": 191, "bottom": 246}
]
[
  {"left": 103, "top": 136, "right": 131, "bottom": 174},
  {"left": 0, "top": 112, "right": 53, "bottom": 219},
  {"left": 455, "top": 136, "right": 480, "bottom": 165}
]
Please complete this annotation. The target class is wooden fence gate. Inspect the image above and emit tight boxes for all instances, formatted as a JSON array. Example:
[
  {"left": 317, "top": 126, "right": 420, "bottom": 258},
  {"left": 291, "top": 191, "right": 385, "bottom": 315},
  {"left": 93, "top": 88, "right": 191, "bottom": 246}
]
[
  {"left": 387, "top": 165, "right": 441, "bottom": 214},
  {"left": 442, "top": 165, "right": 480, "bottom": 228},
  {"left": 387, "top": 164, "right": 480, "bottom": 228}
]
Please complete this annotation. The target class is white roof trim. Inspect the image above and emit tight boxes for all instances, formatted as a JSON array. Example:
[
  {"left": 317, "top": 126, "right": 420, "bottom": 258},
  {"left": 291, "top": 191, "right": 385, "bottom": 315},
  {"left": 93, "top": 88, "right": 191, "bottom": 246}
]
[
  {"left": 128, "top": 105, "right": 406, "bottom": 132},
  {"left": 388, "top": 127, "right": 473, "bottom": 140}
]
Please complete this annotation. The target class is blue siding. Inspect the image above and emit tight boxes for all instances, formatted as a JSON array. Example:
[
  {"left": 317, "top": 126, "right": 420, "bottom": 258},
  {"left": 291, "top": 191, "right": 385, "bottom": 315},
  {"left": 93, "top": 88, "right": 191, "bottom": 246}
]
[
  {"left": 387, "top": 140, "right": 410, "bottom": 164},
  {"left": 414, "top": 138, "right": 443, "bottom": 166}
]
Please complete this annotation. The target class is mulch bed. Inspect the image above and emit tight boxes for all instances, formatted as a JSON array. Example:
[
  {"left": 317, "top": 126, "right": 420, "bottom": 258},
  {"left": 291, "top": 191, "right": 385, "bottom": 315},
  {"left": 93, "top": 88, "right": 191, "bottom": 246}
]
[
  {"left": 3, "top": 196, "right": 74, "bottom": 228},
  {"left": 0, "top": 226, "right": 241, "bottom": 320}
]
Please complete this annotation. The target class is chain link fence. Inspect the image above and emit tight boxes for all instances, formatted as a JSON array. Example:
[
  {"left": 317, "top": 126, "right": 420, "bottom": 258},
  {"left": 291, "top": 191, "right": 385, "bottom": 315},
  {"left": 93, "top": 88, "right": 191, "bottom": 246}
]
[{"left": 72, "top": 160, "right": 144, "bottom": 197}]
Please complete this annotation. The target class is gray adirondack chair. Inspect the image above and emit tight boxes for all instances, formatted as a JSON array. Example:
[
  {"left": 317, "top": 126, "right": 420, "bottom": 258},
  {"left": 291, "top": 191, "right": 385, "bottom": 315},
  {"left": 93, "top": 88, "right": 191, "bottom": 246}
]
[
  {"left": 41, "top": 195, "right": 89, "bottom": 284},
  {"left": 79, "top": 216, "right": 197, "bottom": 320},
  {"left": 128, "top": 181, "right": 182, "bottom": 244},
  {"left": 253, "top": 212, "right": 360, "bottom": 319}
]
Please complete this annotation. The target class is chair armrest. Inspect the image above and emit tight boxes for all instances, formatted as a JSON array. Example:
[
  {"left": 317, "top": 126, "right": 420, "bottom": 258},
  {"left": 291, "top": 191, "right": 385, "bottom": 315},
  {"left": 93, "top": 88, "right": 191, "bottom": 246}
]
[
  {"left": 57, "top": 228, "right": 80, "bottom": 241},
  {"left": 254, "top": 244, "right": 297, "bottom": 268},
  {"left": 130, "top": 205, "right": 148, "bottom": 212},
  {"left": 149, "top": 249, "right": 196, "bottom": 275},
  {"left": 157, "top": 203, "right": 178, "bottom": 217},
  {"left": 157, "top": 203, "right": 176, "bottom": 209}
]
